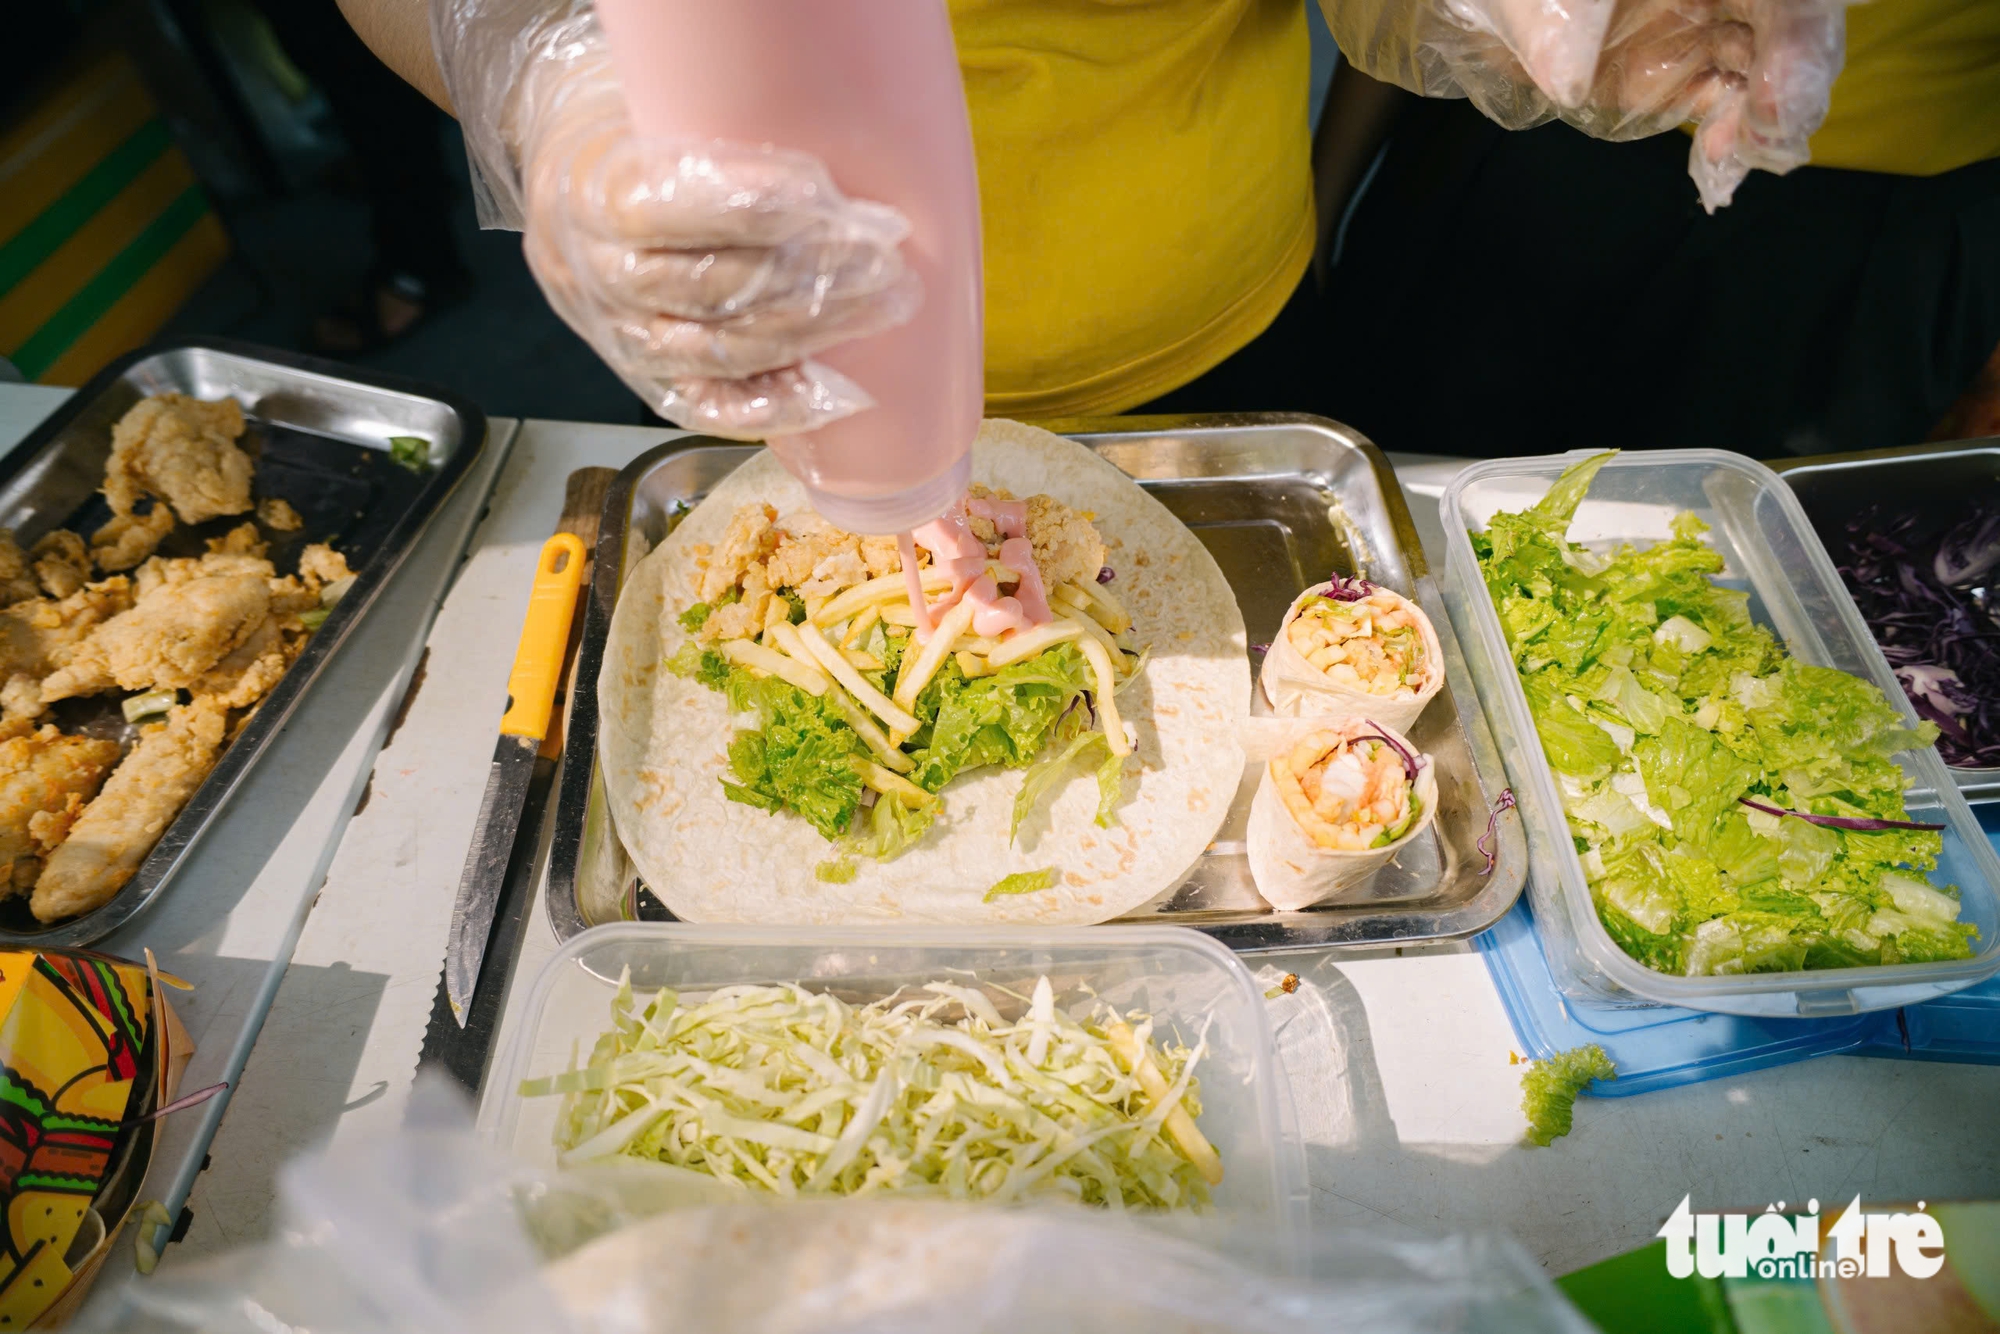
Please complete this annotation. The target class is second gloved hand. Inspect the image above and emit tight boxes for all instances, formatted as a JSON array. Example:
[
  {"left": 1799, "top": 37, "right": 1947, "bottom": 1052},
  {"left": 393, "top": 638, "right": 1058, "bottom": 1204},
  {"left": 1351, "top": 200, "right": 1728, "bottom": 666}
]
[
  {"left": 1327, "top": 0, "right": 1849, "bottom": 210},
  {"left": 510, "top": 25, "right": 921, "bottom": 436}
]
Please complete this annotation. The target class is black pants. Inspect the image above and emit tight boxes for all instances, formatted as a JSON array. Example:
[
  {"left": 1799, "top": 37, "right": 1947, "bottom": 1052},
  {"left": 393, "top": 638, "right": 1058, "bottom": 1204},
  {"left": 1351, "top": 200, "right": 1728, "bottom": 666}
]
[
  {"left": 250, "top": 0, "right": 465, "bottom": 288},
  {"left": 1146, "top": 98, "right": 2000, "bottom": 461}
]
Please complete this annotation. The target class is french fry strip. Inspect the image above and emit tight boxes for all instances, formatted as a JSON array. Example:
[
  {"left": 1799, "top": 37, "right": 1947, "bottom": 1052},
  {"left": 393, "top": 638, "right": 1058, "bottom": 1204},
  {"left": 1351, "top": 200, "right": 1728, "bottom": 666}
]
[
  {"left": 720, "top": 638, "right": 827, "bottom": 695},
  {"left": 851, "top": 758, "right": 931, "bottom": 801},
  {"left": 984, "top": 620, "right": 1082, "bottom": 669},
  {"left": 1051, "top": 584, "right": 1093, "bottom": 614},
  {"left": 826, "top": 688, "right": 915, "bottom": 773},
  {"left": 1062, "top": 603, "right": 1125, "bottom": 666},
  {"left": 791, "top": 621, "right": 922, "bottom": 735},
  {"left": 894, "top": 599, "right": 978, "bottom": 710},
  {"left": 878, "top": 603, "right": 920, "bottom": 628},
  {"left": 1068, "top": 579, "right": 1132, "bottom": 635},
  {"left": 840, "top": 647, "right": 883, "bottom": 671},
  {"left": 1068, "top": 624, "right": 1131, "bottom": 756},
  {"left": 814, "top": 569, "right": 953, "bottom": 627},
  {"left": 955, "top": 650, "right": 989, "bottom": 679},
  {"left": 839, "top": 604, "right": 881, "bottom": 650},
  {"left": 1106, "top": 1021, "right": 1223, "bottom": 1186}
]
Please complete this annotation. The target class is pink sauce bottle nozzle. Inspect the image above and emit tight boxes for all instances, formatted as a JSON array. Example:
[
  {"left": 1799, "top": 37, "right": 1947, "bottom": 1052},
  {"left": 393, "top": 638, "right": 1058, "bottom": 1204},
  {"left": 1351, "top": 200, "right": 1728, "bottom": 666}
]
[{"left": 594, "top": 0, "right": 984, "bottom": 535}]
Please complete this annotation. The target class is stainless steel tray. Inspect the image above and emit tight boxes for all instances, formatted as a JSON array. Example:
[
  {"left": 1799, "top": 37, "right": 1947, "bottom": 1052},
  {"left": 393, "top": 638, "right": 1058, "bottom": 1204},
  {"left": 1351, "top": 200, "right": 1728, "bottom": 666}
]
[
  {"left": 0, "top": 337, "right": 485, "bottom": 945},
  {"left": 1773, "top": 437, "right": 2000, "bottom": 803},
  {"left": 547, "top": 414, "right": 1526, "bottom": 952}
]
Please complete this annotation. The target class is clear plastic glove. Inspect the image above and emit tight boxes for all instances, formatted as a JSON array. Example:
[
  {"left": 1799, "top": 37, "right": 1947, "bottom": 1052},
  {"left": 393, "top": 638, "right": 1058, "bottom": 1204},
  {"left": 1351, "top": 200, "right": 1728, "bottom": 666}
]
[
  {"left": 432, "top": 1, "right": 920, "bottom": 436},
  {"left": 1328, "top": 0, "right": 1850, "bottom": 211}
]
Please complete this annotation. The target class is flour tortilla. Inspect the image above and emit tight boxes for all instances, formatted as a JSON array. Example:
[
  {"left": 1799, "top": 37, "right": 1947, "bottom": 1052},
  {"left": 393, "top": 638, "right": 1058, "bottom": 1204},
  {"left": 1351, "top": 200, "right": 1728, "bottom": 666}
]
[
  {"left": 1245, "top": 716, "right": 1438, "bottom": 912},
  {"left": 1259, "top": 582, "right": 1443, "bottom": 732},
  {"left": 598, "top": 419, "right": 1248, "bottom": 924}
]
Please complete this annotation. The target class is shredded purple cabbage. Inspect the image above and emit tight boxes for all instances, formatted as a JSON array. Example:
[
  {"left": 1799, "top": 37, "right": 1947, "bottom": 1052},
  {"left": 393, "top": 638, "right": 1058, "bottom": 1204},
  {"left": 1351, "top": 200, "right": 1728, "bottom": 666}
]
[
  {"left": 1839, "top": 503, "right": 2000, "bottom": 767},
  {"left": 1478, "top": 789, "right": 1516, "bottom": 875},
  {"left": 1351, "top": 727, "right": 1422, "bottom": 781},
  {"left": 1737, "top": 797, "right": 1943, "bottom": 833},
  {"left": 1320, "top": 573, "right": 1376, "bottom": 602},
  {"left": 1249, "top": 642, "right": 1270, "bottom": 656},
  {"left": 1096, "top": 566, "right": 1115, "bottom": 584}
]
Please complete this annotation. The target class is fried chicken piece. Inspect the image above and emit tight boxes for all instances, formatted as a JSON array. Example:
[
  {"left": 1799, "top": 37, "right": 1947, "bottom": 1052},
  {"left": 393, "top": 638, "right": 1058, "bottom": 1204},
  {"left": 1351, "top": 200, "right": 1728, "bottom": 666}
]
[
  {"left": 90, "top": 505, "right": 175, "bottom": 572},
  {"left": 298, "top": 542, "right": 351, "bottom": 587},
  {"left": 0, "top": 578, "right": 134, "bottom": 680},
  {"left": 0, "top": 726, "right": 122, "bottom": 894},
  {"left": 39, "top": 574, "right": 270, "bottom": 703},
  {"left": 29, "top": 530, "right": 91, "bottom": 598},
  {"left": 1, "top": 674, "right": 44, "bottom": 739},
  {"left": 133, "top": 546, "right": 273, "bottom": 600},
  {"left": 190, "top": 614, "right": 300, "bottom": 708},
  {"left": 1024, "top": 494, "right": 1108, "bottom": 591},
  {"left": 761, "top": 513, "right": 864, "bottom": 592},
  {"left": 695, "top": 504, "right": 778, "bottom": 603},
  {"left": 32, "top": 698, "right": 228, "bottom": 922},
  {"left": 207, "top": 521, "right": 267, "bottom": 558},
  {"left": 104, "top": 393, "right": 254, "bottom": 527},
  {"left": 963, "top": 483, "right": 1018, "bottom": 547},
  {"left": 0, "top": 532, "right": 37, "bottom": 605},
  {"left": 256, "top": 497, "right": 303, "bottom": 532}
]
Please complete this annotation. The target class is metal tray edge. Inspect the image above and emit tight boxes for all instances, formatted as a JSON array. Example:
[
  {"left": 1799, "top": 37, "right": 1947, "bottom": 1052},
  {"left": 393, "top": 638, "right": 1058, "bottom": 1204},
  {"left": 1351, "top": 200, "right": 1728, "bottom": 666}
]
[
  {"left": 0, "top": 337, "right": 488, "bottom": 947},
  {"left": 547, "top": 414, "right": 1527, "bottom": 953}
]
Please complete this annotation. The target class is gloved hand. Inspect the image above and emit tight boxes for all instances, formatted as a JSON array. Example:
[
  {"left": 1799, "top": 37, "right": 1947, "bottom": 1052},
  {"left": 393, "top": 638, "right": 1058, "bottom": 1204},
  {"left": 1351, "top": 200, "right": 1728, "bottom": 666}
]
[
  {"left": 1326, "top": 0, "right": 1850, "bottom": 211},
  {"left": 431, "top": 1, "right": 920, "bottom": 436}
]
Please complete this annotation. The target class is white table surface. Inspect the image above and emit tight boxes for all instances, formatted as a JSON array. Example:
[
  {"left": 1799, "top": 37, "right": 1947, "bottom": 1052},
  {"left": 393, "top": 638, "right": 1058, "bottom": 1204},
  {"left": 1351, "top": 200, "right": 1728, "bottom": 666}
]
[{"left": 2, "top": 390, "right": 1989, "bottom": 1295}]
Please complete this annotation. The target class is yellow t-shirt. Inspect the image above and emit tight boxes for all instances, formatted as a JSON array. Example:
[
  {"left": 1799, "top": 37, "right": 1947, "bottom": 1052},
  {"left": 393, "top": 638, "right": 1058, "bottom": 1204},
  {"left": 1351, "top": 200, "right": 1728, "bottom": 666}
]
[
  {"left": 1808, "top": 0, "right": 2000, "bottom": 176},
  {"left": 950, "top": 0, "right": 1315, "bottom": 418}
]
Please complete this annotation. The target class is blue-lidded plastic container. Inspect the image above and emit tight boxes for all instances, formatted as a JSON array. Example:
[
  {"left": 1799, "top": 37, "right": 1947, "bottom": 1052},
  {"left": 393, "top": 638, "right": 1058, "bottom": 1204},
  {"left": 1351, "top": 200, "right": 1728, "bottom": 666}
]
[{"left": 1474, "top": 812, "right": 2000, "bottom": 1094}]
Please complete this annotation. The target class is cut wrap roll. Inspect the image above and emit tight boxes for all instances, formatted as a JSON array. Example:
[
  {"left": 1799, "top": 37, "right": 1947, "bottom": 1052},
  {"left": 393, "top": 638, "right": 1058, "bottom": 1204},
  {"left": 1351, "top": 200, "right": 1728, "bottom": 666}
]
[
  {"left": 1247, "top": 716, "right": 1439, "bottom": 911},
  {"left": 1259, "top": 576, "right": 1443, "bottom": 731}
]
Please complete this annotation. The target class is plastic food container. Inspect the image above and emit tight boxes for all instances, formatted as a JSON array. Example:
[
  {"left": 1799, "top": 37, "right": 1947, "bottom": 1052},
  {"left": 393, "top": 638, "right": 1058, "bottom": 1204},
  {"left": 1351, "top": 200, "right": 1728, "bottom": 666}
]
[
  {"left": 479, "top": 923, "right": 1308, "bottom": 1229},
  {"left": 1438, "top": 449, "right": 2000, "bottom": 1018}
]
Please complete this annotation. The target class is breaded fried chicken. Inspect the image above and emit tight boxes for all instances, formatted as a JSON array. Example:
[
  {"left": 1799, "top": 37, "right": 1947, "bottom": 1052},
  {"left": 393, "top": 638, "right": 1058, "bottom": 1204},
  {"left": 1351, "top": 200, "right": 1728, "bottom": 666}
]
[
  {"left": 104, "top": 393, "right": 254, "bottom": 527},
  {"left": 39, "top": 573, "right": 271, "bottom": 702},
  {"left": 1024, "top": 494, "right": 1108, "bottom": 591},
  {"left": 90, "top": 505, "right": 175, "bottom": 572},
  {"left": 0, "top": 532, "right": 37, "bottom": 605},
  {"left": 0, "top": 578, "right": 134, "bottom": 681},
  {"left": 0, "top": 726, "right": 122, "bottom": 893},
  {"left": 30, "top": 531, "right": 91, "bottom": 598},
  {"left": 32, "top": 698, "right": 228, "bottom": 922}
]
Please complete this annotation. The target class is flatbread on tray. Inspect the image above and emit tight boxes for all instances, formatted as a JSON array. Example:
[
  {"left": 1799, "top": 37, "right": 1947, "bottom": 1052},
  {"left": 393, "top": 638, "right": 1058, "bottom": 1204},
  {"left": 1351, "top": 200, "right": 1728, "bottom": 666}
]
[{"left": 597, "top": 419, "right": 1249, "bottom": 924}]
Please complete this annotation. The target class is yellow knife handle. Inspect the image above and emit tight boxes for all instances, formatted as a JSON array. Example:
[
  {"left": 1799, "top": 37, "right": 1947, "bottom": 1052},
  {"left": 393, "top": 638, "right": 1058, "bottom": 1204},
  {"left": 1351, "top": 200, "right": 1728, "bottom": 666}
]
[{"left": 500, "top": 533, "right": 587, "bottom": 740}]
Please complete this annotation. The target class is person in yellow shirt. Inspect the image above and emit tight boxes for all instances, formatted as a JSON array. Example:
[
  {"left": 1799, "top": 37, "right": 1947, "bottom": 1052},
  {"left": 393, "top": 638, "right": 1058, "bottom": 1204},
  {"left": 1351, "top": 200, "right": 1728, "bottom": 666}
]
[
  {"left": 337, "top": 0, "right": 1989, "bottom": 460},
  {"left": 1311, "top": 0, "right": 2000, "bottom": 459}
]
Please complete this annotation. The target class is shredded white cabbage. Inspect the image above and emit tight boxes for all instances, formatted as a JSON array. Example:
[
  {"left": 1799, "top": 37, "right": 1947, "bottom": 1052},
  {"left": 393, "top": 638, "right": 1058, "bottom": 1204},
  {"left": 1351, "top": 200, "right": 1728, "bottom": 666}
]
[{"left": 522, "top": 974, "right": 1222, "bottom": 1209}]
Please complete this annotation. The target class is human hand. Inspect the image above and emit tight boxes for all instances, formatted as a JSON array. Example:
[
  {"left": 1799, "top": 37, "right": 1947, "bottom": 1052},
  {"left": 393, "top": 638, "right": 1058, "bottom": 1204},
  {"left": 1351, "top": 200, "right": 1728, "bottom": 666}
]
[{"left": 435, "top": 5, "right": 921, "bottom": 436}]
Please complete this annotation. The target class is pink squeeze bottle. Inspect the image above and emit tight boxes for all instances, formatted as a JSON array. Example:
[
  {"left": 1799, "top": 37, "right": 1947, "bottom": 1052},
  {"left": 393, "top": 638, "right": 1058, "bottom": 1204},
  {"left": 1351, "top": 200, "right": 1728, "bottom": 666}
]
[{"left": 593, "top": 0, "right": 984, "bottom": 535}]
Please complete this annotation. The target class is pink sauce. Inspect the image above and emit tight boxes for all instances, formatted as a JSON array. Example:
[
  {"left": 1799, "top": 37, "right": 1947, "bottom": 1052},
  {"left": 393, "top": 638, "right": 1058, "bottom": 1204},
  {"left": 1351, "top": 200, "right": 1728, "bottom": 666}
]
[
  {"left": 967, "top": 496, "right": 1026, "bottom": 541},
  {"left": 1000, "top": 536, "right": 1052, "bottom": 623},
  {"left": 897, "top": 502, "right": 1053, "bottom": 644}
]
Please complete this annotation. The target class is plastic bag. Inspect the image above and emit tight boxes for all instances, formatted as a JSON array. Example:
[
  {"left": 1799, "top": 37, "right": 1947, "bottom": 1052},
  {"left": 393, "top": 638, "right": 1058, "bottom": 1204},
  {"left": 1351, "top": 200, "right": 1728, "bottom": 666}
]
[
  {"left": 428, "top": 0, "right": 919, "bottom": 436},
  {"left": 86, "top": 1076, "right": 1594, "bottom": 1334},
  {"left": 1326, "top": 0, "right": 1853, "bottom": 211}
]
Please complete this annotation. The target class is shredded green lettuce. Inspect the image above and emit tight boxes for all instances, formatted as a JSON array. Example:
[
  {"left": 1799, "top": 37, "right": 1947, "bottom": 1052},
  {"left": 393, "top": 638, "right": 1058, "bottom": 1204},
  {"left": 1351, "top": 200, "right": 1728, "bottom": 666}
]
[
  {"left": 525, "top": 973, "right": 1220, "bottom": 1209},
  {"left": 1521, "top": 1044, "right": 1615, "bottom": 1147},
  {"left": 984, "top": 867, "right": 1059, "bottom": 901},
  {"left": 1476, "top": 452, "right": 1975, "bottom": 978},
  {"left": 672, "top": 623, "right": 1121, "bottom": 868}
]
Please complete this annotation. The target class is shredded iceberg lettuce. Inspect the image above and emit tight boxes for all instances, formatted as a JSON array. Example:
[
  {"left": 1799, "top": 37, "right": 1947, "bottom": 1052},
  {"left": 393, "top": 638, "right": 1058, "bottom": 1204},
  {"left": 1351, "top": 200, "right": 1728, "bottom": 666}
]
[
  {"left": 1521, "top": 1044, "right": 1615, "bottom": 1147},
  {"left": 523, "top": 973, "right": 1223, "bottom": 1209},
  {"left": 1475, "top": 452, "right": 1976, "bottom": 978}
]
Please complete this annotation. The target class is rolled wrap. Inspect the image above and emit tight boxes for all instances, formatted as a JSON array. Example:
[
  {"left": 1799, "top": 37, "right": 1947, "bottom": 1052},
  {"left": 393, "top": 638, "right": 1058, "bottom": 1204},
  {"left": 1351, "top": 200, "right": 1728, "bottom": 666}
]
[
  {"left": 1247, "top": 716, "right": 1439, "bottom": 912},
  {"left": 1259, "top": 580, "right": 1443, "bottom": 732}
]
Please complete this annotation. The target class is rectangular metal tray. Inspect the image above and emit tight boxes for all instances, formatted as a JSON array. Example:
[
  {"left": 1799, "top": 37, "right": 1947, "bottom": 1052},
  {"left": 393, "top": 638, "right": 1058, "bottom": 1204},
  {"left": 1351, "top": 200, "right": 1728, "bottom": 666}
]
[
  {"left": 1773, "top": 436, "right": 2000, "bottom": 803},
  {"left": 0, "top": 337, "right": 484, "bottom": 946},
  {"left": 547, "top": 414, "right": 1526, "bottom": 953}
]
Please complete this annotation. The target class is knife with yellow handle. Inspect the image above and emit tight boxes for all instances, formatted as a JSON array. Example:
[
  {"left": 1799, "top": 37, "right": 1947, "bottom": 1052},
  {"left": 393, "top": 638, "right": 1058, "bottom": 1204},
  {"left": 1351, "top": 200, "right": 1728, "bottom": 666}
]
[{"left": 446, "top": 532, "right": 587, "bottom": 1023}]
